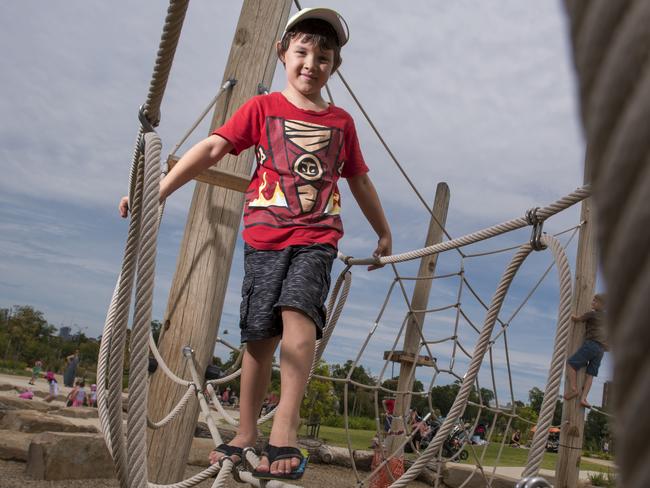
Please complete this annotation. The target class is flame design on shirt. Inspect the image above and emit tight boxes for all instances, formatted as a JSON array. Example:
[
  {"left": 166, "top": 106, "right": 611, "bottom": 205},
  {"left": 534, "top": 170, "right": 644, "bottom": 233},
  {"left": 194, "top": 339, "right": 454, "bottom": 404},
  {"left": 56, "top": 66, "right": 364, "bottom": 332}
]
[{"left": 249, "top": 171, "right": 288, "bottom": 208}]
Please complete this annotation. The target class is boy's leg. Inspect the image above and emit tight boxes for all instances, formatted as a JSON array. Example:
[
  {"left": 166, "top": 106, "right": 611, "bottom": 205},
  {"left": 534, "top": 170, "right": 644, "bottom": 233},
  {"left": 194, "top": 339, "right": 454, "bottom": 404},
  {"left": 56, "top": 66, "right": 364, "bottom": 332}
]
[
  {"left": 580, "top": 374, "right": 594, "bottom": 408},
  {"left": 564, "top": 363, "right": 579, "bottom": 400},
  {"left": 209, "top": 336, "right": 279, "bottom": 465},
  {"left": 256, "top": 308, "right": 316, "bottom": 476},
  {"left": 565, "top": 341, "right": 593, "bottom": 400}
]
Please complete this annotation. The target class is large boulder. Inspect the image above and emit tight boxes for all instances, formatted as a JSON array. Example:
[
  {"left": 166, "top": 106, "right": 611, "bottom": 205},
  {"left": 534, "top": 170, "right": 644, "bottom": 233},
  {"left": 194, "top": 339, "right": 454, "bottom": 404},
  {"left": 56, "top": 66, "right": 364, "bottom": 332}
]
[
  {"left": 0, "top": 429, "right": 34, "bottom": 461},
  {"left": 51, "top": 406, "right": 99, "bottom": 419},
  {"left": 0, "top": 394, "right": 58, "bottom": 412},
  {"left": 26, "top": 432, "right": 115, "bottom": 480},
  {"left": 0, "top": 409, "right": 98, "bottom": 433}
]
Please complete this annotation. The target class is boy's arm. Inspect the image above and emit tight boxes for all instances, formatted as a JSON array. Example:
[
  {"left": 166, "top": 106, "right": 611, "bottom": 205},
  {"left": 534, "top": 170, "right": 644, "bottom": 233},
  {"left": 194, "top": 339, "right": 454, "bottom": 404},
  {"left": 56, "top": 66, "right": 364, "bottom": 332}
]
[
  {"left": 119, "top": 134, "right": 233, "bottom": 217},
  {"left": 571, "top": 311, "right": 590, "bottom": 322},
  {"left": 347, "top": 173, "right": 392, "bottom": 270}
]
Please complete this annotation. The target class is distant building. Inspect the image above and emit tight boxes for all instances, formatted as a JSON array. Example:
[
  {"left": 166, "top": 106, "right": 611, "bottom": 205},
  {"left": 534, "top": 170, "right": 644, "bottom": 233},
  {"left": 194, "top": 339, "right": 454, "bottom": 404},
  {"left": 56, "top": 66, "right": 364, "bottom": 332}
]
[
  {"left": 59, "top": 326, "right": 72, "bottom": 341},
  {"left": 602, "top": 381, "right": 612, "bottom": 411},
  {"left": 0, "top": 308, "right": 9, "bottom": 324}
]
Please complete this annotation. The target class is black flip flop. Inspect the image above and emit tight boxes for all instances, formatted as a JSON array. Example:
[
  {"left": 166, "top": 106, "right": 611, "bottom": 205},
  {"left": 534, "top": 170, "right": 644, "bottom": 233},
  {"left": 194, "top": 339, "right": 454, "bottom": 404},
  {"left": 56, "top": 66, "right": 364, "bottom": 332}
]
[
  {"left": 252, "top": 444, "right": 309, "bottom": 480},
  {"left": 213, "top": 443, "right": 244, "bottom": 466}
]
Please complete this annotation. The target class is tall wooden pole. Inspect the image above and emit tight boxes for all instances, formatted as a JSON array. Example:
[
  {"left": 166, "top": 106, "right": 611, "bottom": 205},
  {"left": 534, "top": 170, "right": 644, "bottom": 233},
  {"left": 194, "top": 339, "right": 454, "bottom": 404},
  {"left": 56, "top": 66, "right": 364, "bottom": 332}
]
[
  {"left": 555, "top": 162, "right": 598, "bottom": 486},
  {"left": 146, "top": 1, "right": 291, "bottom": 483},
  {"left": 387, "top": 182, "right": 450, "bottom": 455}
]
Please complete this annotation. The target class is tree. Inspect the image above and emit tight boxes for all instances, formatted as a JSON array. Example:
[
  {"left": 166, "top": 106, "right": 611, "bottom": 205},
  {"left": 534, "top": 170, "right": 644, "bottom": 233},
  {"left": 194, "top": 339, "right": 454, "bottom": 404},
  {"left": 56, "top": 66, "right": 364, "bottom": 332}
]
[
  {"left": 479, "top": 388, "right": 495, "bottom": 405},
  {"left": 528, "top": 387, "right": 544, "bottom": 414},
  {"left": 584, "top": 409, "right": 610, "bottom": 452},
  {"left": 331, "top": 360, "right": 375, "bottom": 417},
  {"left": 429, "top": 383, "right": 461, "bottom": 417},
  {"left": 301, "top": 360, "right": 337, "bottom": 421}
]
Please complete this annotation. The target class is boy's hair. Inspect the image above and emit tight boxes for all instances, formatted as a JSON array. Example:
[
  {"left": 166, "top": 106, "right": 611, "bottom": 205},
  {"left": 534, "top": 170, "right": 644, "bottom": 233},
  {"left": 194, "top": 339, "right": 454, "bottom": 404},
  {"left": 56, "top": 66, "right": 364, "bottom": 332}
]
[
  {"left": 594, "top": 293, "right": 606, "bottom": 305},
  {"left": 277, "top": 19, "right": 342, "bottom": 72}
]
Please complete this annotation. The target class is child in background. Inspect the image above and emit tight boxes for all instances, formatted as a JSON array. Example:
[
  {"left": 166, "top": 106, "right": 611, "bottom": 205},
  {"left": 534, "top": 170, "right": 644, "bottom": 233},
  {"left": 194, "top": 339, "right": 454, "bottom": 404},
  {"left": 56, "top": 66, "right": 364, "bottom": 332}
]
[
  {"left": 29, "top": 359, "right": 42, "bottom": 385},
  {"left": 564, "top": 293, "right": 608, "bottom": 408},
  {"left": 68, "top": 380, "right": 87, "bottom": 407},
  {"left": 44, "top": 371, "right": 59, "bottom": 403},
  {"left": 88, "top": 384, "right": 97, "bottom": 407},
  {"left": 18, "top": 388, "right": 34, "bottom": 400}
]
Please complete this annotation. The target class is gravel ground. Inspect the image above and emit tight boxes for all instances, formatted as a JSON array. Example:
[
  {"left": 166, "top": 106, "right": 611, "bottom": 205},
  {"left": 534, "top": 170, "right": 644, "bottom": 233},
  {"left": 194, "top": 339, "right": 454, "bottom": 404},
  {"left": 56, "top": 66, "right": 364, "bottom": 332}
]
[{"left": 0, "top": 459, "right": 433, "bottom": 488}]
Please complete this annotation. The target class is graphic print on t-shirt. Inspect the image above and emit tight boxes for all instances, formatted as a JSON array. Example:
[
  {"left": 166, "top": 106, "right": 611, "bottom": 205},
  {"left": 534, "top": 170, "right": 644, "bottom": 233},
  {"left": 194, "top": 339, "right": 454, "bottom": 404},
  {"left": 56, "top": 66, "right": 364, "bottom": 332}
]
[{"left": 244, "top": 117, "right": 344, "bottom": 232}]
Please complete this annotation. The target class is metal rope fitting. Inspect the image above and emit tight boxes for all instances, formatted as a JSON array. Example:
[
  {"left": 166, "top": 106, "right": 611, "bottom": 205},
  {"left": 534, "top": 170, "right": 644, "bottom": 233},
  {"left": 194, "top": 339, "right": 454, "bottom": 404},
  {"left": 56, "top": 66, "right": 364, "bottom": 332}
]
[
  {"left": 257, "top": 83, "right": 269, "bottom": 95},
  {"left": 515, "top": 476, "right": 552, "bottom": 488},
  {"left": 240, "top": 446, "right": 256, "bottom": 472},
  {"left": 525, "top": 207, "right": 547, "bottom": 251},
  {"left": 138, "top": 105, "right": 157, "bottom": 133}
]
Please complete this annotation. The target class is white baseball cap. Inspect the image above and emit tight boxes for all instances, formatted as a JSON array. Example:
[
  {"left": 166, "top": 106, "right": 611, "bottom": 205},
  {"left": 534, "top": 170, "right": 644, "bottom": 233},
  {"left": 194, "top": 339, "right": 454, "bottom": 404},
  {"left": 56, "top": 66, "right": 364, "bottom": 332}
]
[{"left": 283, "top": 8, "right": 349, "bottom": 46}]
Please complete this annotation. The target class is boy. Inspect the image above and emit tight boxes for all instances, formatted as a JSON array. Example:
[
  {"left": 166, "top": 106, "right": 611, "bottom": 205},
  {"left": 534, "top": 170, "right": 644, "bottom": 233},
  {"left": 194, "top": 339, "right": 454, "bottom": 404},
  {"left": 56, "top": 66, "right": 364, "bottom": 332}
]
[
  {"left": 564, "top": 293, "right": 608, "bottom": 408},
  {"left": 119, "top": 7, "right": 391, "bottom": 481}
]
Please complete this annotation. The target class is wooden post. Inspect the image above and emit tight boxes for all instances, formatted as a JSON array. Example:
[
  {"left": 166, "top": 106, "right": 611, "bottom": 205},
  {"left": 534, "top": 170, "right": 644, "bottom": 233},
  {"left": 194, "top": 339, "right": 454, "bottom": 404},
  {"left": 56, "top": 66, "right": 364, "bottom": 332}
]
[
  {"left": 146, "top": 1, "right": 291, "bottom": 483},
  {"left": 555, "top": 185, "right": 598, "bottom": 484},
  {"left": 386, "top": 182, "right": 450, "bottom": 455}
]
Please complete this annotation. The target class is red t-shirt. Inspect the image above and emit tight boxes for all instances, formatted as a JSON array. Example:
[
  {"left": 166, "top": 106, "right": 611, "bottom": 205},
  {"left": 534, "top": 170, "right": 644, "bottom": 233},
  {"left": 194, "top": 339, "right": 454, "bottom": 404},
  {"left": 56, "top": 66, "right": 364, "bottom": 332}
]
[{"left": 214, "top": 92, "right": 368, "bottom": 250}]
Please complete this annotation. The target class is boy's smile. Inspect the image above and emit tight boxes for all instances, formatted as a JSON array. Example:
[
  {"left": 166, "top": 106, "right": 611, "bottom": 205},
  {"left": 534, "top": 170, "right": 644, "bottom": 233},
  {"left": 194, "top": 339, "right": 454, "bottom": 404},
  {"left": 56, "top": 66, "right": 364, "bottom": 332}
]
[{"left": 280, "top": 36, "right": 334, "bottom": 106}]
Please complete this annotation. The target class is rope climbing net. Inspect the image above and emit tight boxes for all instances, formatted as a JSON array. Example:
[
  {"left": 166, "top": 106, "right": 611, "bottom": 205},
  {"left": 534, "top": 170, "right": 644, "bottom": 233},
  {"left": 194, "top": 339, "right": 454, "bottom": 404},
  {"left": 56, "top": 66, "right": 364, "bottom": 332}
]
[{"left": 98, "top": 2, "right": 610, "bottom": 488}]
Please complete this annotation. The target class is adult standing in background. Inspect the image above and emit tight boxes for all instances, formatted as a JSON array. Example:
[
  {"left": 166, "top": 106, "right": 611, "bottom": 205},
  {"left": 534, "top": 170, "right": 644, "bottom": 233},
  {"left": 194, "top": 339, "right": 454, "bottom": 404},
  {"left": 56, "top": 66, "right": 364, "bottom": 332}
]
[{"left": 63, "top": 349, "right": 80, "bottom": 387}]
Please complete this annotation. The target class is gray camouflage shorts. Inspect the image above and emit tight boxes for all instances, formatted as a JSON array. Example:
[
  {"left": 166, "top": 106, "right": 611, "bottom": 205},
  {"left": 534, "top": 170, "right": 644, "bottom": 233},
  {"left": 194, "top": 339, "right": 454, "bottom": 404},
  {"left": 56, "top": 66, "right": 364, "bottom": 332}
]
[{"left": 239, "top": 243, "right": 337, "bottom": 343}]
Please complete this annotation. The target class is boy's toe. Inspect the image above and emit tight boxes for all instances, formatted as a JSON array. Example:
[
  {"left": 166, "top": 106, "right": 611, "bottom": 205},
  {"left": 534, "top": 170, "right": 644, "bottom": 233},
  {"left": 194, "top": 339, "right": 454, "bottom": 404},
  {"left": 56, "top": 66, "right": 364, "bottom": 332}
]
[{"left": 256, "top": 455, "right": 270, "bottom": 473}]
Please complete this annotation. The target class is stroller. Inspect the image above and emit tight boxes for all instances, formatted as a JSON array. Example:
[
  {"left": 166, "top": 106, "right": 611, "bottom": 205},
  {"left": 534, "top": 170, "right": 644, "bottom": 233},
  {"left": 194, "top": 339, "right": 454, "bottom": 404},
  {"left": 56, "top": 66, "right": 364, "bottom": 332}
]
[{"left": 414, "top": 417, "right": 469, "bottom": 460}]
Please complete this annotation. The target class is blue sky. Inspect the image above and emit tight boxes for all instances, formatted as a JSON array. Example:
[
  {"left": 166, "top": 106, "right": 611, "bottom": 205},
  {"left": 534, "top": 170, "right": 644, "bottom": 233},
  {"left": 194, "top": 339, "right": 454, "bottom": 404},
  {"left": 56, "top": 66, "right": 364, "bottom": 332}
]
[{"left": 0, "top": 1, "right": 609, "bottom": 406}]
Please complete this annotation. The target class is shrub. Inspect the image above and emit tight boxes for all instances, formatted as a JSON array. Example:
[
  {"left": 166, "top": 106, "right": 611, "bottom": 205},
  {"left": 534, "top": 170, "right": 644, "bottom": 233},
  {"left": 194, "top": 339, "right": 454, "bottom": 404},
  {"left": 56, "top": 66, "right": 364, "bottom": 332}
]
[
  {"left": 588, "top": 471, "right": 616, "bottom": 487},
  {"left": 0, "top": 359, "right": 29, "bottom": 375}
]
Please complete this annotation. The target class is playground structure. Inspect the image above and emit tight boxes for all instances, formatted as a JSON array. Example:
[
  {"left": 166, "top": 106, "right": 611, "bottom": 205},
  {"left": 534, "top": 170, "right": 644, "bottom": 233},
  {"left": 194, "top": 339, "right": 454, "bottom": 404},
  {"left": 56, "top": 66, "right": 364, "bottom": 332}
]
[{"left": 99, "top": 1, "right": 650, "bottom": 487}]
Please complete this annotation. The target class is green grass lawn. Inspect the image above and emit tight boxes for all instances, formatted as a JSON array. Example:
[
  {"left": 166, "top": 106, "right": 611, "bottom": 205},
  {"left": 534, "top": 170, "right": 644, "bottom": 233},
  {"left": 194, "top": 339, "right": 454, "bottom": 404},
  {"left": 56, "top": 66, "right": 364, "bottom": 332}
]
[
  {"left": 293, "top": 424, "right": 609, "bottom": 474},
  {"left": 460, "top": 442, "right": 609, "bottom": 473}
]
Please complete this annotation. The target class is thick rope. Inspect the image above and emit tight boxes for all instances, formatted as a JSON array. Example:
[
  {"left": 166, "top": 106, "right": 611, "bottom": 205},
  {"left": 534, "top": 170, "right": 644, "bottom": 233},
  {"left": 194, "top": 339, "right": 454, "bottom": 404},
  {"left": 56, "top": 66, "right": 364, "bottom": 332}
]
[
  {"left": 565, "top": 1, "right": 650, "bottom": 487},
  {"left": 127, "top": 132, "right": 162, "bottom": 488},
  {"left": 104, "top": 158, "right": 147, "bottom": 488},
  {"left": 143, "top": 0, "right": 190, "bottom": 126},
  {"left": 344, "top": 186, "right": 590, "bottom": 266},
  {"left": 388, "top": 235, "right": 572, "bottom": 487},
  {"left": 522, "top": 236, "right": 573, "bottom": 477},
  {"left": 147, "top": 385, "right": 195, "bottom": 429}
]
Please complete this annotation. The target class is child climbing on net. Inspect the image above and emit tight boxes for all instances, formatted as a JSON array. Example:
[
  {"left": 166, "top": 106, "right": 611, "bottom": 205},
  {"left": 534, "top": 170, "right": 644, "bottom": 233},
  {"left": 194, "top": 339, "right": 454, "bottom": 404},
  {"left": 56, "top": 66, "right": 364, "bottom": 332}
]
[
  {"left": 564, "top": 293, "right": 608, "bottom": 408},
  {"left": 119, "top": 7, "right": 391, "bottom": 481}
]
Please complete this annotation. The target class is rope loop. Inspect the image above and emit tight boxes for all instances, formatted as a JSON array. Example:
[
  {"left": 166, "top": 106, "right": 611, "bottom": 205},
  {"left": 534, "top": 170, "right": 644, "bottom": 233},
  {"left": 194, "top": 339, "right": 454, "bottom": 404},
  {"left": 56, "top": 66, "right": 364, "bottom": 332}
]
[
  {"left": 515, "top": 476, "right": 552, "bottom": 488},
  {"left": 525, "top": 207, "right": 547, "bottom": 251}
]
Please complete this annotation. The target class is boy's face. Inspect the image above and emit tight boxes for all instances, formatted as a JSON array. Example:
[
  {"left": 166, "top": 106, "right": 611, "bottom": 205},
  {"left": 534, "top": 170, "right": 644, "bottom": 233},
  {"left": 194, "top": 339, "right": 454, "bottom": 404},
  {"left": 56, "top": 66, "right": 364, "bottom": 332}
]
[
  {"left": 279, "top": 35, "right": 334, "bottom": 99},
  {"left": 592, "top": 297, "right": 604, "bottom": 310}
]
